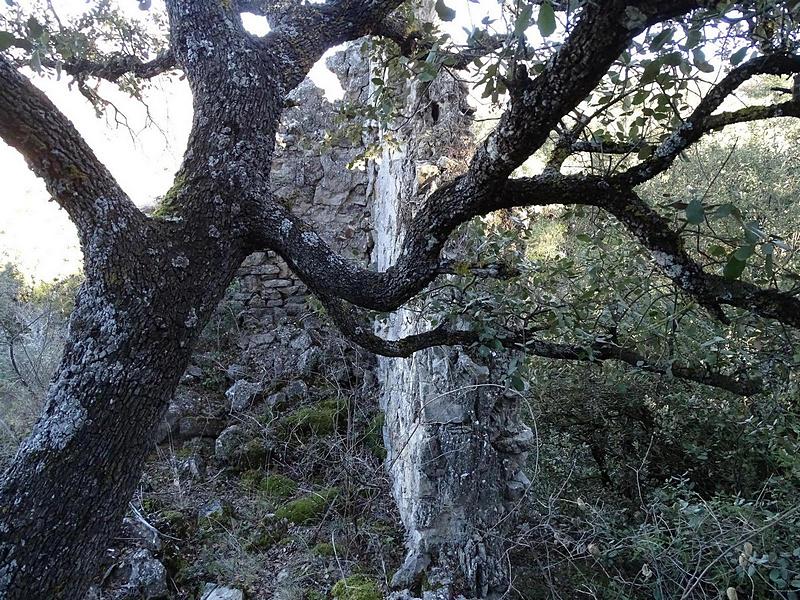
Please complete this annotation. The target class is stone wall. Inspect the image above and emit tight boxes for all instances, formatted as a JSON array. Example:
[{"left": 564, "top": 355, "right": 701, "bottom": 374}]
[{"left": 230, "top": 46, "right": 374, "bottom": 352}]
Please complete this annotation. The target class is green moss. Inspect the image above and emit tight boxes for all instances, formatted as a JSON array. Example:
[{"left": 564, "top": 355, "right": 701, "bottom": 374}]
[
  {"left": 331, "top": 575, "right": 381, "bottom": 600},
  {"left": 312, "top": 542, "right": 335, "bottom": 557},
  {"left": 140, "top": 497, "right": 163, "bottom": 513},
  {"left": 159, "top": 509, "right": 191, "bottom": 537},
  {"left": 152, "top": 171, "right": 187, "bottom": 218},
  {"left": 162, "top": 547, "right": 189, "bottom": 583},
  {"left": 245, "top": 522, "right": 286, "bottom": 552},
  {"left": 279, "top": 399, "right": 348, "bottom": 438},
  {"left": 244, "top": 438, "right": 270, "bottom": 462},
  {"left": 274, "top": 488, "right": 338, "bottom": 524},
  {"left": 174, "top": 445, "right": 194, "bottom": 459},
  {"left": 305, "top": 591, "right": 325, "bottom": 600},
  {"left": 240, "top": 469, "right": 263, "bottom": 489},
  {"left": 66, "top": 164, "right": 88, "bottom": 182},
  {"left": 259, "top": 474, "right": 298, "bottom": 498}
]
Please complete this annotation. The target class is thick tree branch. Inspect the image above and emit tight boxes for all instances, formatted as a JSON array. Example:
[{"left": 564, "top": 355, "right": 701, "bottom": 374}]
[
  {"left": 0, "top": 56, "right": 143, "bottom": 245},
  {"left": 254, "top": 142, "right": 800, "bottom": 329},
  {"left": 372, "top": 15, "right": 508, "bottom": 69},
  {"left": 250, "top": 173, "right": 575, "bottom": 312},
  {"left": 260, "top": 0, "right": 407, "bottom": 92},
  {"left": 503, "top": 178, "right": 800, "bottom": 328},
  {"left": 618, "top": 52, "right": 800, "bottom": 186},
  {"left": 320, "top": 295, "right": 762, "bottom": 396},
  {"left": 253, "top": 1, "right": 701, "bottom": 310},
  {"left": 564, "top": 101, "right": 800, "bottom": 160},
  {"left": 466, "top": 0, "right": 700, "bottom": 183},
  {"left": 57, "top": 50, "right": 176, "bottom": 83}
]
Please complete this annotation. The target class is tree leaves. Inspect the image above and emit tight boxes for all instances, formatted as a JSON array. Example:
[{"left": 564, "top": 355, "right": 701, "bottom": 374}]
[
  {"left": 685, "top": 199, "right": 705, "bottom": 224},
  {"left": 538, "top": 2, "right": 556, "bottom": 38},
  {"left": 724, "top": 253, "right": 748, "bottom": 280},
  {"left": 514, "top": 4, "right": 533, "bottom": 37},
  {"left": 0, "top": 31, "right": 15, "bottom": 51},
  {"left": 435, "top": 0, "right": 456, "bottom": 22},
  {"left": 730, "top": 47, "right": 748, "bottom": 65}
]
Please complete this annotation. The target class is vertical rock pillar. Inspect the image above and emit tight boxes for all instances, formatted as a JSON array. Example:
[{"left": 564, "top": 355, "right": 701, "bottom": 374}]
[{"left": 369, "top": 37, "right": 534, "bottom": 599}]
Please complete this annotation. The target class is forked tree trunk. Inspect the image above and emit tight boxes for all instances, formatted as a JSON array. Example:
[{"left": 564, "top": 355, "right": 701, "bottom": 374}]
[
  {"left": 369, "top": 39, "right": 534, "bottom": 598},
  {"left": 0, "top": 3, "right": 281, "bottom": 595}
]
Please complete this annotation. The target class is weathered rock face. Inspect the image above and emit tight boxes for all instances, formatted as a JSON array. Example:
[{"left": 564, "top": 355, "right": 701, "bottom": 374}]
[{"left": 367, "top": 32, "right": 533, "bottom": 600}]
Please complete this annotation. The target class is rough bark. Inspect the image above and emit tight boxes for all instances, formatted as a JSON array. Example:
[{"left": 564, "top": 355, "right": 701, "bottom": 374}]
[{"left": 0, "top": 242, "right": 244, "bottom": 598}]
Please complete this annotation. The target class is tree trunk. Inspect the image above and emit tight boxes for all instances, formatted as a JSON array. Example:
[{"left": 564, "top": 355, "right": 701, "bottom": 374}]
[
  {"left": 369, "top": 42, "right": 534, "bottom": 599},
  {"left": 0, "top": 230, "right": 245, "bottom": 598}
]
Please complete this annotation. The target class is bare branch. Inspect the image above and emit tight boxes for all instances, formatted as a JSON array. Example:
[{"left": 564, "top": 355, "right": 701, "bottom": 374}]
[
  {"left": 0, "top": 56, "right": 143, "bottom": 245},
  {"left": 566, "top": 101, "right": 800, "bottom": 159},
  {"left": 57, "top": 50, "right": 176, "bottom": 83},
  {"left": 373, "top": 16, "right": 508, "bottom": 69},
  {"left": 320, "top": 295, "right": 762, "bottom": 396},
  {"left": 572, "top": 138, "right": 645, "bottom": 154}
]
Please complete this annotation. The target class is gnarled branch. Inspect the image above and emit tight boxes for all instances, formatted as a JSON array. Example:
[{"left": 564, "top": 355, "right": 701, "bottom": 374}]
[
  {"left": 320, "top": 295, "right": 762, "bottom": 396},
  {"left": 618, "top": 52, "right": 800, "bottom": 186},
  {"left": 57, "top": 50, "right": 176, "bottom": 83}
]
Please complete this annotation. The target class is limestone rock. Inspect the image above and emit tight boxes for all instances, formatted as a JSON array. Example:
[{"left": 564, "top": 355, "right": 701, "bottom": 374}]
[
  {"left": 225, "top": 380, "right": 262, "bottom": 412},
  {"left": 126, "top": 549, "right": 167, "bottom": 599},
  {"left": 283, "top": 380, "right": 308, "bottom": 402},
  {"left": 200, "top": 583, "right": 244, "bottom": 600},
  {"left": 199, "top": 499, "right": 225, "bottom": 520},
  {"left": 214, "top": 425, "right": 244, "bottom": 463},
  {"left": 214, "top": 425, "right": 271, "bottom": 467},
  {"left": 178, "top": 415, "right": 226, "bottom": 439},
  {"left": 122, "top": 516, "right": 161, "bottom": 552},
  {"left": 178, "top": 454, "right": 206, "bottom": 480},
  {"left": 181, "top": 364, "right": 203, "bottom": 383}
]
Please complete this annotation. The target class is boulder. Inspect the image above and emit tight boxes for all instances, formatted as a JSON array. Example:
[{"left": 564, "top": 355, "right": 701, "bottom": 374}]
[
  {"left": 215, "top": 425, "right": 244, "bottom": 463},
  {"left": 122, "top": 516, "right": 161, "bottom": 552},
  {"left": 225, "top": 380, "right": 262, "bottom": 412},
  {"left": 126, "top": 549, "right": 167, "bottom": 599}
]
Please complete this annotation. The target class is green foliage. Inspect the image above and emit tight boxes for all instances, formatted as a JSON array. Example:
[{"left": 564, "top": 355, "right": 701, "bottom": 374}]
[
  {"left": 278, "top": 399, "right": 348, "bottom": 438},
  {"left": 275, "top": 488, "right": 338, "bottom": 524},
  {"left": 245, "top": 520, "right": 287, "bottom": 552},
  {"left": 331, "top": 575, "right": 382, "bottom": 600},
  {"left": 0, "top": 0, "right": 168, "bottom": 105},
  {"left": 258, "top": 474, "right": 299, "bottom": 499}
]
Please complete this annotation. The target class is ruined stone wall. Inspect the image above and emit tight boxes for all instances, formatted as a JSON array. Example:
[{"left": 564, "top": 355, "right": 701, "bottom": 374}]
[
  {"left": 230, "top": 47, "right": 373, "bottom": 355},
  {"left": 225, "top": 39, "right": 532, "bottom": 600}
]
